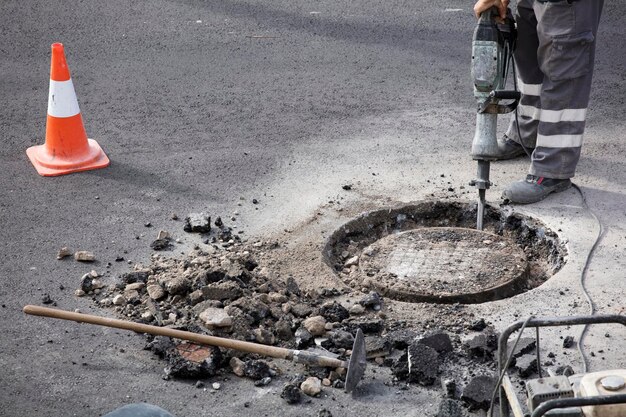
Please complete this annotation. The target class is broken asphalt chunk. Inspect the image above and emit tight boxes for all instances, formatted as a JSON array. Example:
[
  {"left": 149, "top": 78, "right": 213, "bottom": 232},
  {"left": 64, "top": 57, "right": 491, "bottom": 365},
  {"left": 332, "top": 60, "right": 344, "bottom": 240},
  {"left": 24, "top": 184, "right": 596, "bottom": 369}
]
[
  {"left": 461, "top": 375, "right": 497, "bottom": 411},
  {"left": 183, "top": 213, "right": 211, "bottom": 233}
]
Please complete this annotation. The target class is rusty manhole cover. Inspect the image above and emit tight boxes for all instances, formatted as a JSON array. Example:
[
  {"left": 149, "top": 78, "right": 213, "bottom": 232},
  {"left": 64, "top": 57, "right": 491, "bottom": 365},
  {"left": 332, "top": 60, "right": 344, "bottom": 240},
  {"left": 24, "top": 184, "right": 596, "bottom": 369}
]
[{"left": 358, "top": 227, "right": 529, "bottom": 303}]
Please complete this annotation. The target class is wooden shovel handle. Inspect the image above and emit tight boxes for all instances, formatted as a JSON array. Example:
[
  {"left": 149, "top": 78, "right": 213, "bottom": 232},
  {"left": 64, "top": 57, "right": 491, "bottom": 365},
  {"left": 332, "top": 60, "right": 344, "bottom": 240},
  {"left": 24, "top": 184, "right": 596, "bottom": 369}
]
[{"left": 23, "top": 305, "right": 344, "bottom": 368}]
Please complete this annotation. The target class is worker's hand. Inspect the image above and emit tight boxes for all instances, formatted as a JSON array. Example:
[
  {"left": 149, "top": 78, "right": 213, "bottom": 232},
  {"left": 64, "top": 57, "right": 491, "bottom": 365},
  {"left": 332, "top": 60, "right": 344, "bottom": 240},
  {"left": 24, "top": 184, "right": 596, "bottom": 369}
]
[{"left": 474, "top": 0, "right": 509, "bottom": 21}]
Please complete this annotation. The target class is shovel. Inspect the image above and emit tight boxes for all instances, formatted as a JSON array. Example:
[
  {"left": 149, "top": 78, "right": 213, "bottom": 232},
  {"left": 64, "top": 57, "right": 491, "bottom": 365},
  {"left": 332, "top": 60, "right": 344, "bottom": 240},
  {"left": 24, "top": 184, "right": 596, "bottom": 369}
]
[{"left": 23, "top": 305, "right": 367, "bottom": 392}]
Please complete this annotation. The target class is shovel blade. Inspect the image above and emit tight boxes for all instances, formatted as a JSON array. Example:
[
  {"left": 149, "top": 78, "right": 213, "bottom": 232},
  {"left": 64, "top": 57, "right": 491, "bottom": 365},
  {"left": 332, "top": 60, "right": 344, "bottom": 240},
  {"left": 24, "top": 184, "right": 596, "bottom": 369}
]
[{"left": 345, "top": 328, "right": 366, "bottom": 393}]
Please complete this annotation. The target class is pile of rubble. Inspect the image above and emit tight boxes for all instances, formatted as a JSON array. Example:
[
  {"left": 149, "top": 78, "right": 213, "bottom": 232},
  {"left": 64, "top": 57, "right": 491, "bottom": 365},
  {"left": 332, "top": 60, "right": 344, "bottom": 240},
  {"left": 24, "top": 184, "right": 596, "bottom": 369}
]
[{"left": 72, "top": 212, "right": 566, "bottom": 413}]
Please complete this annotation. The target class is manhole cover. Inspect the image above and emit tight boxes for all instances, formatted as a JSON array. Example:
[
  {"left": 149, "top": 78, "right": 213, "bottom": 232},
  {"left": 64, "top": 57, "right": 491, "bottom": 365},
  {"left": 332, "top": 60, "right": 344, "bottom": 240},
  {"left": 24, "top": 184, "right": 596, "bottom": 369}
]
[{"left": 358, "top": 227, "right": 529, "bottom": 303}]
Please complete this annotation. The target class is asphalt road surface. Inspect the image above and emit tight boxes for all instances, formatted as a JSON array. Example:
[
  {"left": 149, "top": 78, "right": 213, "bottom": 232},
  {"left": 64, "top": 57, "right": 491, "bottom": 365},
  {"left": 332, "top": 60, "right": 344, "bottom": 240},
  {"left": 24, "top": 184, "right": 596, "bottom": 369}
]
[{"left": 2, "top": 1, "right": 625, "bottom": 416}]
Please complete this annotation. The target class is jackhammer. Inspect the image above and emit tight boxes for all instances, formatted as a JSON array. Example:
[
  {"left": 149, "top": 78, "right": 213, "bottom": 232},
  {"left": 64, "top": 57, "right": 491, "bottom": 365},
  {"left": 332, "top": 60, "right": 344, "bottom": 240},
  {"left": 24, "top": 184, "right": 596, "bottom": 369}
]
[{"left": 469, "top": 8, "right": 520, "bottom": 229}]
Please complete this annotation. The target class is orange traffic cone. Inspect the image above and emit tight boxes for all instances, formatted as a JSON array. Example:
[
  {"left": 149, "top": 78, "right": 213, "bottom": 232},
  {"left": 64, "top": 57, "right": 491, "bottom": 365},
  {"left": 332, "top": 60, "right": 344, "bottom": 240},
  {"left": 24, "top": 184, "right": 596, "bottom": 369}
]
[{"left": 26, "top": 43, "right": 109, "bottom": 176}]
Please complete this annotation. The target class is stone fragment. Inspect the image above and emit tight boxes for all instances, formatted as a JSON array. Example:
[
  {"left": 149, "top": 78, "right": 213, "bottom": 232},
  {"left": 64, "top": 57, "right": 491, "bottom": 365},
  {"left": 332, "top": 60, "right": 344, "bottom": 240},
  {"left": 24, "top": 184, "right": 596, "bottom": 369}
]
[
  {"left": 147, "top": 284, "right": 166, "bottom": 301},
  {"left": 329, "top": 330, "right": 354, "bottom": 349},
  {"left": 253, "top": 328, "right": 275, "bottom": 345},
  {"left": 125, "top": 282, "right": 145, "bottom": 291},
  {"left": 183, "top": 213, "right": 211, "bottom": 233},
  {"left": 187, "top": 289, "right": 204, "bottom": 306},
  {"left": 112, "top": 295, "right": 127, "bottom": 306},
  {"left": 212, "top": 382, "right": 221, "bottom": 390},
  {"left": 385, "top": 329, "right": 419, "bottom": 349},
  {"left": 281, "top": 384, "right": 301, "bottom": 404},
  {"left": 158, "top": 275, "right": 191, "bottom": 296},
  {"left": 443, "top": 379, "right": 457, "bottom": 398},
  {"left": 303, "top": 316, "right": 327, "bottom": 336},
  {"left": 120, "top": 270, "right": 149, "bottom": 284},
  {"left": 141, "top": 311, "right": 154, "bottom": 320},
  {"left": 507, "top": 337, "right": 536, "bottom": 360},
  {"left": 290, "top": 303, "right": 313, "bottom": 318},
  {"left": 468, "top": 318, "right": 487, "bottom": 331},
  {"left": 74, "top": 289, "right": 85, "bottom": 297},
  {"left": 407, "top": 342, "right": 439, "bottom": 385},
  {"left": 201, "top": 281, "right": 243, "bottom": 301},
  {"left": 461, "top": 375, "right": 497, "bottom": 411},
  {"left": 150, "top": 239, "right": 172, "bottom": 251},
  {"left": 199, "top": 308, "right": 232, "bottom": 329},
  {"left": 320, "top": 302, "right": 349, "bottom": 323},
  {"left": 514, "top": 353, "right": 537, "bottom": 377},
  {"left": 124, "top": 290, "right": 140, "bottom": 302},
  {"left": 349, "top": 304, "right": 365, "bottom": 315},
  {"left": 555, "top": 365, "right": 575, "bottom": 377},
  {"left": 295, "top": 327, "right": 313, "bottom": 349},
  {"left": 466, "top": 331, "right": 497, "bottom": 359},
  {"left": 195, "top": 381, "right": 205, "bottom": 389},
  {"left": 254, "top": 377, "right": 272, "bottom": 387},
  {"left": 157, "top": 230, "right": 171, "bottom": 240},
  {"left": 300, "top": 377, "right": 322, "bottom": 397},
  {"left": 359, "top": 292, "right": 382, "bottom": 309},
  {"left": 285, "top": 276, "right": 301, "bottom": 296},
  {"left": 274, "top": 319, "right": 293, "bottom": 340},
  {"left": 436, "top": 399, "right": 467, "bottom": 417},
  {"left": 365, "top": 336, "right": 392, "bottom": 358},
  {"left": 41, "top": 294, "right": 54, "bottom": 305},
  {"left": 243, "top": 359, "right": 271, "bottom": 380},
  {"left": 269, "top": 292, "right": 288, "bottom": 304},
  {"left": 322, "top": 378, "right": 331, "bottom": 387},
  {"left": 563, "top": 335, "right": 575, "bottom": 348},
  {"left": 57, "top": 247, "right": 73, "bottom": 259},
  {"left": 344, "top": 318, "right": 384, "bottom": 334},
  {"left": 74, "top": 251, "right": 95, "bottom": 262},
  {"left": 344, "top": 256, "right": 359, "bottom": 267},
  {"left": 417, "top": 330, "right": 453, "bottom": 354},
  {"left": 230, "top": 357, "right": 245, "bottom": 377}
]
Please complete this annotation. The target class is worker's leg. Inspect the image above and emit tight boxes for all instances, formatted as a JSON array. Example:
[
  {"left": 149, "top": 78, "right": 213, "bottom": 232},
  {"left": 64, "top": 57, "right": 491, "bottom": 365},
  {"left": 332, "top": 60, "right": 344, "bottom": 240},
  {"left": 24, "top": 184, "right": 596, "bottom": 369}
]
[
  {"left": 505, "top": 0, "right": 542, "bottom": 149},
  {"left": 530, "top": 0, "right": 604, "bottom": 179},
  {"left": 103, "top": 403, "right": 176, "bottom": 417}
]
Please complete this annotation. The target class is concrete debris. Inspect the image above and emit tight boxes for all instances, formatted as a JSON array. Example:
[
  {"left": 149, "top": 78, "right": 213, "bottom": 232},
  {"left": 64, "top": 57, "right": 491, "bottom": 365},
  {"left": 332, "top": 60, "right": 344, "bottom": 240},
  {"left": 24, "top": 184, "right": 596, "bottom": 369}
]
[
  {"left": 295, "top": 328, "right": 314, "bottom": 349},
  {"left": 365, "top": 336, "right": 392, "bottom": 358},
  {"left": 319, "top": 302, "right": 349, "bottom": 323},
  {"left": 417, "top": 330, "right": 453, "bottom": 354},
  {"left": 281, "top": 384, "right": 302, "bottom": 404},
  {"left": 243, "top": 359, "right": 271, "bottom": 380},
  {"left": 344, "top": 256, "right": 359, "bottom": 267},
  {"left": 467, "top": 318, "right": 487, "bottom": 331},
  {"left": 507, "top": 337, "right": 536, "bottom": 360},
  {"left": 147, "top": 284, "right": 166, "bottom": 301},
  {"left": 303, "top": 316, "right": 327, "bottom": 336},
  {"left": 349, "top": 304, "right": 365, "bottom": 315},
  {"left": 291, "top": 303, "right": 313, "bottom": 318},
  {"left": 514, "top": 353, "right": 537, "bottom": 377},
  {"left": 555, "top": 365, "right": 575, "bottom": 377},
  {"left": 563, "top": 335, "right": 575, "bottom": 348},
  {"left": 254, "top": 376, "right": 272, "bottom": 386},
  {"left": 443, "top": 379, "right": 457, "bottom": 398},
  {"left": 57, "top": 247, "right": 73, "bottom": 259},
  {"left": 183, "top": 213, "right": 211, "bottom": 233},
  {"left": 112, "top": 294, "right": 127, "bottom": 306},
  {"left": 157, "top": 230, "right": 171, "bottom": 240},
  {"left": 201, "top": 281, "right": 243, "bottom": 301},
  {"left": 166, "top": 342, "right": 222, "bottom": 379},
  {"left": 301, "top": 377, "right": 322, "bottom": 397},
  {"left": 358, "top": 292, "right": 382, "bottom": 310},
  {"left": 74, "top": 250, "right": 95, "bottom": 262},
  {"left": 329, "top": 330, "right": 354, "bottom": 349},
  {"left": 253, "top": 328, "right": 275, "bottom": 345},
  {"left": 150, "top": 238, "right": 172, "bottom": 251},
  {"left": 198, "top": 307, "right": 232, "bottom": 329},
  {"left": 460, "top": 375, "right": 497, "bottom": 411},
  {"left": 230, "top": 357, "right": 245, "bottom": 377},
  {"left": 407, "top": 342, "right": 439, "bottom": 385},
  {"left": 125, "top": 282, "right": 145, "bottom": 292},
  {"left": 465, "top": 330, "right": 498, "bottom": 360}
]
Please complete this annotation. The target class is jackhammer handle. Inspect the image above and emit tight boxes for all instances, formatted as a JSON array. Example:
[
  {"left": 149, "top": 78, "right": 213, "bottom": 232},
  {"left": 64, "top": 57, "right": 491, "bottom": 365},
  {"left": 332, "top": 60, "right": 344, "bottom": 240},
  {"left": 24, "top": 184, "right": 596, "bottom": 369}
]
[{"left": 23, "top": 305, "right": 345, "bottom": 368}]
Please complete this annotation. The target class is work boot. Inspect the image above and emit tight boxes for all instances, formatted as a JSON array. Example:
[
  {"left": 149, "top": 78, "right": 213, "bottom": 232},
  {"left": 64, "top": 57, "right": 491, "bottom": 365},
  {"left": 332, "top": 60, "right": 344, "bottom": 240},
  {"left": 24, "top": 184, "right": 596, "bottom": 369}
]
[
  {"left": 493, "top": 136, "right": 532, "bottom": 160},
  {"left": 502, "top": 175, "right": 572, "bottom": 204}
]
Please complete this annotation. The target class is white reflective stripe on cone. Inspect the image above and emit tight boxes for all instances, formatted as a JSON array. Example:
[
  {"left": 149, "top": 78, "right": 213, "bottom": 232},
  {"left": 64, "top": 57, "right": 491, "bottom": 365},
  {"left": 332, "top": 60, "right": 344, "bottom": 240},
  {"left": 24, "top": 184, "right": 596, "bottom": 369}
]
[
  {"left": 517, "top": 80, "right": 542, "bottom": 96},
  {"left": 518, "top": 104, "right": 587, "bottom": 123},
  {"left": 47, "top": 79, "right": 80, "bottom": 118},
  {"left": 537, "top": 134, "right": 584, "bottom": 148}
]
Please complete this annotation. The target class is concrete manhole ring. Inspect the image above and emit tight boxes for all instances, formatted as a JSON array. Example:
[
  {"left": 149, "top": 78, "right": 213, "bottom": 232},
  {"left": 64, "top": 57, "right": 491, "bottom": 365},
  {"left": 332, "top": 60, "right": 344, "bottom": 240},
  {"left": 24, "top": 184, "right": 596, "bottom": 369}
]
[
  {"left": 358, "top": 227, "right": 528, "bottom": 304},
  {"left": 324, "top": 201, "right": 567, "bottom": 304}
]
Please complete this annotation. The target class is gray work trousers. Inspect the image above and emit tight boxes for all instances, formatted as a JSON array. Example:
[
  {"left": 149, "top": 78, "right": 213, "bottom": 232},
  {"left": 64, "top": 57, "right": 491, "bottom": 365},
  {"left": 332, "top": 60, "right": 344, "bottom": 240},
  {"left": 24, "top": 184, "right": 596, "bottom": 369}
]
[{"left": 505, "top": 0, "right": 604, "bottom": 179}]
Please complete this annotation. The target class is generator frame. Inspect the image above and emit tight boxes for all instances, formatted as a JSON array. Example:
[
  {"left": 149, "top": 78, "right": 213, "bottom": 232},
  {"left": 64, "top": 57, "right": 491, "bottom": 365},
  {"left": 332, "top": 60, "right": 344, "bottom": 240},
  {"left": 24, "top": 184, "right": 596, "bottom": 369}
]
[{"left": 497, "top": 315, "right": 626, "bottom": 417}]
